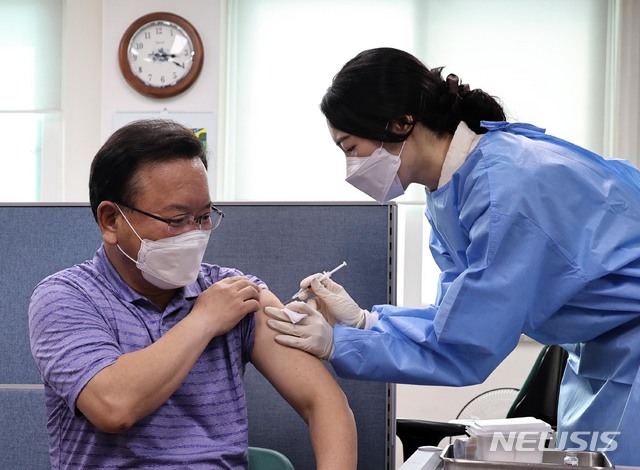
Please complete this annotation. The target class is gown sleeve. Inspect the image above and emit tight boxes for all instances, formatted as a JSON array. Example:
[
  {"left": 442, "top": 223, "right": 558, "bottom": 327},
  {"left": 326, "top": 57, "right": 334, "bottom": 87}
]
[{"left": 331, "top": 204, "right": 589, "bottom": 386}]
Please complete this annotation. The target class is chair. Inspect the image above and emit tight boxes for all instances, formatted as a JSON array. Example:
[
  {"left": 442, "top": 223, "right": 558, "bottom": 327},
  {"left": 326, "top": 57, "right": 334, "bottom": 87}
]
[
  {"left": 248, "top": 446, "right": 295, "bottom": 470},
  {"left": 396, "top": 344, "right": 568, "bottom": 461}
]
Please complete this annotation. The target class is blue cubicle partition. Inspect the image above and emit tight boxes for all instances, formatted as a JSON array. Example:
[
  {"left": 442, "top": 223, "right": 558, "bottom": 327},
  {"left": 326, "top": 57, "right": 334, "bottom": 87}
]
[{"left": 0, "top": 202, "right": 397, "bottom": 470}]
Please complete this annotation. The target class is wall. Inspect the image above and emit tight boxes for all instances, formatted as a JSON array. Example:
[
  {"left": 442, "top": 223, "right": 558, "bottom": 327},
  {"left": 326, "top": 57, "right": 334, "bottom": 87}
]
[
  {"left": 62, "top": 0, "right": 223, "bottom": 201},
  {"left": 61, "top": 0, "right": 102, "bottom": 201}
]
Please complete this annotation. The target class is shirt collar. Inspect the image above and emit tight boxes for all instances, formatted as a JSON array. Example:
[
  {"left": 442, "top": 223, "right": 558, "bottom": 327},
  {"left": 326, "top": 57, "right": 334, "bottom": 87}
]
[
  {"left": 94, "top": 245, "right": 146, "bottom": 303},
  {"left": 437, "top": 121, "right": 483, "bottom": 189}
]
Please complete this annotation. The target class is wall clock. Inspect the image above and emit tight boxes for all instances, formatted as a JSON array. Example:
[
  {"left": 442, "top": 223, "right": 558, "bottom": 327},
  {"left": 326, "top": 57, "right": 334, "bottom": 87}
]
[{"left": 118, "top": 12, "right": 204, "bottom": 98}]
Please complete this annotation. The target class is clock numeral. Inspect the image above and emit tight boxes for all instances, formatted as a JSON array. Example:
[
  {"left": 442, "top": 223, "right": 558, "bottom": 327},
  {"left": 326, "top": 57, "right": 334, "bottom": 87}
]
[
  {"left": 148, "top": 74, "right": 153, "bottom": 81},
  {"left": 156, "top": 27, "right": 163, "bottom": 34},
  {"left": 138, "top": 66, "right": 143, "bottom": 73},
  {"left": 173, "top": 72, "right": 178, "bottom": 80},
  {"left": 160, "top": 75, "right": 166, "bottom": 83},
  {"left": 135, "top": 42, "right": 144, "bottom": 50},
  {"left": 144, "top": 32, "right": 151, "bottom": 39}
]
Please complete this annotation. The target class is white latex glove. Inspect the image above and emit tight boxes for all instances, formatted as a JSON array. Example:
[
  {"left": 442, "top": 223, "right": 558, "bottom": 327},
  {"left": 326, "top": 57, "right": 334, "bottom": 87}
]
[
  {"left": 298, "top": 274, "right": 377, "bottom": 329},
  {"left": 264, "top": 302, "right": 335, "bottom": 360}
]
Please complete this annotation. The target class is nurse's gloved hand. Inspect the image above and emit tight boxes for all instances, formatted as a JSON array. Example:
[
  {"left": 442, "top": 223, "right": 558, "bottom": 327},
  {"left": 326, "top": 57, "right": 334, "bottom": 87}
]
[
  {"left": 299, "top": 274, "right": 377, "bottom": 329},
  {"left": 264, "top": 302, "right": 334, "bottom": 360}
]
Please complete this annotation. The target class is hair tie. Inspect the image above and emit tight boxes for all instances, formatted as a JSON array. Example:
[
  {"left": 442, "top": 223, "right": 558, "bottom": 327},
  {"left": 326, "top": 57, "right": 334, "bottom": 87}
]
[{"left": 446, "top": 73, "right": 470, "bottom": 97}]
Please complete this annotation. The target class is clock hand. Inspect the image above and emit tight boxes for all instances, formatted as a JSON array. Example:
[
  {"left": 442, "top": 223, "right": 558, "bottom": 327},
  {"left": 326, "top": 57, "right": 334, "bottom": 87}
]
[
  {"left": 169, "top": 58, "right": 186, "bottom": 68},
  {"left": 147, "top": 49, "right": 187, "bottom": 69},
  {"left": 150, "top": 48, "right": 179, "bottom": 62}
]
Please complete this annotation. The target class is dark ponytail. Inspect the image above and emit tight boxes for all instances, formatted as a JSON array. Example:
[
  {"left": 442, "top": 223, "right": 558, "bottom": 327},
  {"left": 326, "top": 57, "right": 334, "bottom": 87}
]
[{"left": 444, "top": 74, "right": 505, "bottom": 134}]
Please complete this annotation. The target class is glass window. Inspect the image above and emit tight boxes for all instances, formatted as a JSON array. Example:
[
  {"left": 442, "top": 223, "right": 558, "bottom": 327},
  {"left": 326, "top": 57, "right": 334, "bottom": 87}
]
[
  {"left": 0, "top": 0, "right": 63, "bottom": 201},
  {"left": 0, "top": 114, "right": 41, "bottom": 201},
  {"left": 225, "top": 0, "right": 609, "bottom": 311},
  {"left": 224, "top": 0, "right": 419, "bottom": 201}
]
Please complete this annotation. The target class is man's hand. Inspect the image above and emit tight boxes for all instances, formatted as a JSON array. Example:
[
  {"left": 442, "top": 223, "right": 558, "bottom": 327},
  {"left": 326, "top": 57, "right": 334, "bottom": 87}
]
[
  {"left": 264, "top": 302, "right": 335, "bottom": 360},
  {"left": 192, "top": 276, "right": 261, "bottom": 337}
]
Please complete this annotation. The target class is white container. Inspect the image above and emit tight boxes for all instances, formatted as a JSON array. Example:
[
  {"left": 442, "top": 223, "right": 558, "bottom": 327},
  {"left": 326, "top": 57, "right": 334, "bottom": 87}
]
[{"left": 465, "top": 417, "right": 552, "bottom": 464}]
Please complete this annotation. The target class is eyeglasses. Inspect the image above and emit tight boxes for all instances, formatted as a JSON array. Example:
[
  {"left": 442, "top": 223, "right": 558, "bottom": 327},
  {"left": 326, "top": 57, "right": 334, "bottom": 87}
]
[{"left": 115, "top": 201, "right": 224, "bottom": 234}]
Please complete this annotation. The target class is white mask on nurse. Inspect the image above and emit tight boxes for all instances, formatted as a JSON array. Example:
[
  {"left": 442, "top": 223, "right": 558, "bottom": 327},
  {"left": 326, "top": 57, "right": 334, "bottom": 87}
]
[
  {"left": 116, "top": 206, "right": 211, "bottom": 290},
  {"left": 345, "top": 141, "right": 406, "bottom": 203}
]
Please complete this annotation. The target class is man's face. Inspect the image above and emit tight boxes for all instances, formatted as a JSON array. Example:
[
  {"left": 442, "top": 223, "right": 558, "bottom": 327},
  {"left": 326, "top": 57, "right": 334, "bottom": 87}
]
[{"left": 118, "top": 157, "right": 211, "bottom": 250}]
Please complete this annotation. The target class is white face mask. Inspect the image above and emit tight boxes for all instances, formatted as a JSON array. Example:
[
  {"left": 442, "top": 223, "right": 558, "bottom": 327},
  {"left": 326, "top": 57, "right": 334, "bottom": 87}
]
[
  {"left": 117, "top": 208, "right": 211, "bottom": 289},
  {"left": 345, "top": 141, "right": 406, "bottom": 203}
]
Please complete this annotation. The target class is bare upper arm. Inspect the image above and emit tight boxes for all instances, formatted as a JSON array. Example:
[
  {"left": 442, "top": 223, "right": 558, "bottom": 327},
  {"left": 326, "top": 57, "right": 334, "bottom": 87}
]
[{"left": 251, "top": 289, "right": 346, "bottom": 419}]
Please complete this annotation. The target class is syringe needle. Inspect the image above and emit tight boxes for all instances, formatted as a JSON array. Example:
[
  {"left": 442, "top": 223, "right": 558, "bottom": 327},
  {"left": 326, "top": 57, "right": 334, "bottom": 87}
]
[{"left": 285, "top": 261, "right": 347, "bottom": 304}]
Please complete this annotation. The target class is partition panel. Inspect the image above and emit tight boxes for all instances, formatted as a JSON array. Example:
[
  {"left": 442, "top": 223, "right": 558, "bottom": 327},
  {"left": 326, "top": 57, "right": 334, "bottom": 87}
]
[{"left": 0, "top": 202, "right": 397, "bottom": 470}]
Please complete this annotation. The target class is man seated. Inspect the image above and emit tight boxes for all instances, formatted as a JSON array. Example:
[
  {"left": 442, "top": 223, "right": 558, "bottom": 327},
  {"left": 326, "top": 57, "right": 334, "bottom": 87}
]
[{"left": 28, "top": 119, "right": 357, "bottom": 469}]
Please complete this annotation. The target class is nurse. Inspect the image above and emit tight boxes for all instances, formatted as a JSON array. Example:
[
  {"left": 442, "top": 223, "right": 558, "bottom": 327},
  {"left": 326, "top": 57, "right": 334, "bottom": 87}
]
[{"left": 265, "top": 47, "right": 640, "bottom": 466}]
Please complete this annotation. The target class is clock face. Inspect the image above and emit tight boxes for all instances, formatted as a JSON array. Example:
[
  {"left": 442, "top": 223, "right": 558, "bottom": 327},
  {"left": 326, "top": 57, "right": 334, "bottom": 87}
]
[
  {"left": 118, "top": 13, "right": 204, "bottom": 98},
  {"left": 127, "top": 20, "right": 194, "bottom": 89}
]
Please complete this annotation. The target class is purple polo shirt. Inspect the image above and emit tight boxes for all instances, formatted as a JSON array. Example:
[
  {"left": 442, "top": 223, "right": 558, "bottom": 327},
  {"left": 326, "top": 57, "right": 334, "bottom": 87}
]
[{"left": 28, "top": 245, "right": 263, "bottom": 470}]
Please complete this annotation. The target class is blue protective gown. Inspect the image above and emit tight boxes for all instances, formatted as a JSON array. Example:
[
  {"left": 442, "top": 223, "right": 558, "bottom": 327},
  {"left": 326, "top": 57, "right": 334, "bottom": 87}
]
[{"left": 331, "top": 121, "right": 640, "bottom": 465}]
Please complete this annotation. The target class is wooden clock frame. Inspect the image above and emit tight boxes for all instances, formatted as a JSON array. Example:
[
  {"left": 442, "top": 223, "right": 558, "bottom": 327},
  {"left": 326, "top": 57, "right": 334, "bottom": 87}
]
[{"left": 118, "top": 12, "right": 204, "bottom": 98}]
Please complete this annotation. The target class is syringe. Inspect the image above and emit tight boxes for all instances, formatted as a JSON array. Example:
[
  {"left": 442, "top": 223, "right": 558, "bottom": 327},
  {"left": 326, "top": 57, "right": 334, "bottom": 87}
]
[{"left": 285, "top": 261, "right": 347, "bottom": 304}]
